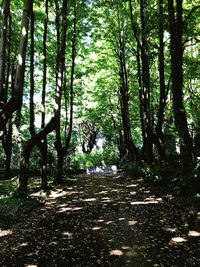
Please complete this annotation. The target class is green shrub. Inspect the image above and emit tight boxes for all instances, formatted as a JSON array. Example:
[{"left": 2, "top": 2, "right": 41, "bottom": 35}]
[
  {"left": 0, "top": 196, "right": 40, "bottom": 229},
  {"left": 68, "top": 149, "right": 119, "bottom": 170}
]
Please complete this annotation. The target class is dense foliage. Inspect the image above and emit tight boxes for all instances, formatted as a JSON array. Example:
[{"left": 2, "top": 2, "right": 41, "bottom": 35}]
[{"left": 0, "top": 0, "right": 199, "bottom": 196}]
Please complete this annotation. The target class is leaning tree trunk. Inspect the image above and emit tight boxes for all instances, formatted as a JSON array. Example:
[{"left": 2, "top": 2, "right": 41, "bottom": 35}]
[
  {"left": 168, "top": 0, "right": 194, "bottom": 169},
  {"left": 18, "top": 116, "right": 58, "bottom": 196}
]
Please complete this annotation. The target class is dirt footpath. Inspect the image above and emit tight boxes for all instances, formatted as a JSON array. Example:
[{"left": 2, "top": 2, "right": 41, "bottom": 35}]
[{"left": 0, "top": 173, "right": 200, "bottom": 266}]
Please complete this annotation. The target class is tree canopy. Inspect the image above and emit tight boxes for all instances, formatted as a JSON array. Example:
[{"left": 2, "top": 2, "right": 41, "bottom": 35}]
[{"left": 0, "top": 0, "right": 199, "bottom": 196}]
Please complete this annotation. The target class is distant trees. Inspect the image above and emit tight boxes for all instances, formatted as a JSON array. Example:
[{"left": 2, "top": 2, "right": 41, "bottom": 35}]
[{"left": 0, "top": 0, "right": 199, "bottom": 196}]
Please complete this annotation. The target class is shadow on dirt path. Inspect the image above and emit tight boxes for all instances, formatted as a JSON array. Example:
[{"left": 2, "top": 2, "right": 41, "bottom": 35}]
[{"left": 0, "top": 173, "right": 200, "bottom": 266}]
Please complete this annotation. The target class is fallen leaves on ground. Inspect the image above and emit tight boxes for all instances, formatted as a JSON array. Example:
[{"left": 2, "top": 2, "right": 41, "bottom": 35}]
[{"left": 0, "top": 173, "right": 199, "bottom": 266}]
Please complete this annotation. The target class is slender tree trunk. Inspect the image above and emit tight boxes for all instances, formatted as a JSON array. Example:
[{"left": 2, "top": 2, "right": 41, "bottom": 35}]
[
  {"left": 0, "top": 0, "right": 33, "bottom": 132},
  {"left": 64, "top": 0, "right": 76, "bottom": 152},
  {"left": 168, "top": 0, "right": 194, "bottom": 168},
  {"left": 19, "top": 151, "right": 31, "bottom": 196},
  {"left": 2, "top": 120, "right": 12, "bottom": 179},
  {"left": 29, "top": 8, "right": 35, "bottom": 137},
  {"left": 118, "top": 36, "right": 138, "bottom": 161},
  {"left": 40, "top": 0, "right": 49, "bottom": 189},
  {"left": 154, "top": 0, "right": 166, "bottom": 162},
  {"left": 136, "top": 44, "right": 146, "bottom": 159},
  {"left": 1, "top": 12, "right": 12, "bottom": 179},
  {"left": 129, "top": 0, "right": 153, "bottom": 161},
  {"left": 54, "top": 0, "right": 68, "bottom": 184},
  {"left": 140, "top": 0, "right": 153, "bottom": 161},
  {"left": 18, "top": 116, "right": 58, "bottom": 196},
  {"left": 0, "top": 0, "right": 10, "bottom": 108}
]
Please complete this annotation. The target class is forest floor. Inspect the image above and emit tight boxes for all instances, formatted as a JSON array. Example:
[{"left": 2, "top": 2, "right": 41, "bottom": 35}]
[{"left": 0, "top": 173, "right": 200, "bottom": 267}]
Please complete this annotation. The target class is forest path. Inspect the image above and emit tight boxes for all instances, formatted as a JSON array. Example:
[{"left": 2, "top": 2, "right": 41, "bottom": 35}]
[{"left": 0, "top": 173, "right": 200, "bottom": 266}]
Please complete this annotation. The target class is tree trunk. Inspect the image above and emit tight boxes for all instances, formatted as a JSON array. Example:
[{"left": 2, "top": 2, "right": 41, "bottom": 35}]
[
  {"left": 129, "top": 0, "right": 152, "bottom": 161},
  {"left": 168, "top": 0, "right": 194, "bottom": 168},
  {"left": 0, "top": 0, "right": 33, "bottom": 132},
  {"left": 40, "top": 0, "right": 49, "bottom": 189},
  {"left": 17, "top": 116, "right": 58, "bottom": 195},
  {"left": 54, "top": 0, "right": 68, "bottom": 184},
  {"left": 1, "top": 11, "right": 12, "bottom": 179},
  {"left": 64, "top": 0, "right": 76, "bottom": 153},
  {"left": 29, "top": 8, "right": 35, "bottom": 137},
  {"left": 2, "top": 120, "right": 12, "bottom": 179},
  {"left": 0, "top": 0, "right": 10, "bottom": 108},
  {"left": 118, "top": 35, "right": 138, "bottom": 161},
  {"left": 140, "top": 0, "right": 153, "bottom": 161},
  {"left": 155, "top": 0, "right": 166, "bottom": 163}
]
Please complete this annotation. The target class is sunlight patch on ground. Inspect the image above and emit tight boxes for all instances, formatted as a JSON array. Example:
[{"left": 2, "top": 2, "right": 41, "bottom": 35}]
[
  {"left": 145, "top": 197, "right": 162, "bottom": 202},
  {"left": 92, "top": 226, "right": 102, "bottom": 231},
  {"left": 121, "top": 246, "right": 131, "bottom": 250},
  {"left": 188, "top": 230, "right": 200, "bottom": 237},
  {"left": 162, "top": 226, "right": 177, "bottom": 233},
  {"left": 20, "top": 242, "right": 28, "bottom": 247},
  {"left": 130, "top": 200, "right": 159, "bottom": 205},
  {"left": 62, "top": 232, "right": 73, "bottom": 238},
  {"left": 110, "top": 250, "right": 123, "bottom": 256},
  {"left": 111, "top": 189, "right": 121, "bottom": 192},
  {"left": 58, "top": 207, "right": 70, "bottom": 213},
  {"left": 58, "top": 207, "right": 83, "bottom": 213},
  {"left": 169, "top": 236, "right": 187, "bottom": 246},
  {"left": 0, "top": 229, "right": 12, "bottom": 237},
  {"left": 130, "top": 191, "right": 137, "bottom": 195},
  {"left": 31, "top": 189, "right": 73, "bottom": 199},
  {"left": 83, "top": 198, "right": 96, "bottom": 202},
  {"left": 25, "top": 265, "right": 37, "bottom": 267},
  {"left": 126, "top": 184, "right": 138, "bottom": 188},
  {"left": 128, "top": 220, "right": 138, "bottom": 226},
  {"left": 45, "top": 200, "right": 57, "bottom": 206},
  {"left": 31, "top": 191, "right": 48, "bottom": 198},
  {"left": 106, "top": 221, "right": 114, "bottom": 225}
]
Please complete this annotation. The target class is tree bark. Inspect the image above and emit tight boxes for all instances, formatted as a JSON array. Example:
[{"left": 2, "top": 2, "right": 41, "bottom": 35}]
[
  {"left": 40, "top": 0, "right": 49, "bottom": 189},
  {"left": 129, "top": 0, "right": 153, "bottom": 161},
  {"left": 18, "top": 116, "right": 58, "bottom": 196},
  {"left": 54, "top": 0, "right": 68, "bottom": 184},
  {"left": 0, "top": 0, "right": 10, "bottom": 108},
  {"left": 154, "top": 0, "right": 166, "bottom": 162},
  {"left": 118, "top": 34, "right": 138, "bottom": 161},
  {"left": 2, "top": 120, "right": 12, "bottom": 179},
  {"left": 168, "top": 0, "right": 194, "bottom": 168},
  {"left": 64, "top": 0, "right": 76, "bottom": 153},
  {"left": 29, "top": 8, "right": 35, "bottom": 137},
  {"left": 140, "top": 0, "right": 153, "bottom": 161},
  {"left": 0, "top": 0, "right": 33, "bottom": 132}
]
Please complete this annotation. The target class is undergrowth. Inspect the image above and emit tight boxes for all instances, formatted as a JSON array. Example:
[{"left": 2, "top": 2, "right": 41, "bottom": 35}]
[{"left": 0, "top": 195, "right": 39, "bottom": 230}]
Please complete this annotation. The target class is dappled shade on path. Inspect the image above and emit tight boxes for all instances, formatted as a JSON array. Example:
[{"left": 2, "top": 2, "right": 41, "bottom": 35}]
[{"left": 0, "top": 174, "right": 200, "bottom": 266}]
